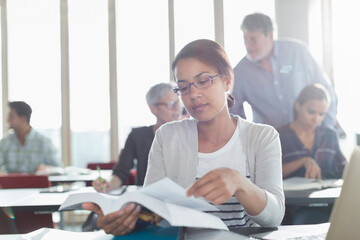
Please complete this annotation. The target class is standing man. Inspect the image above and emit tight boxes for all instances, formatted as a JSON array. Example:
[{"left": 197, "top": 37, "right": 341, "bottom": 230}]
[
  {"left": 230, "top": 12, "right": 337, "bottom": 130},
  {"left": 0, "top": 101, "right": 61, "bottom": 174}
]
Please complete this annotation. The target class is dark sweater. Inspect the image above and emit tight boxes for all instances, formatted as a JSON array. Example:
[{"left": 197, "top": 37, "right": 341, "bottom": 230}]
[{"left": 112, "top": 126, "right": 154, "bottom": 185}]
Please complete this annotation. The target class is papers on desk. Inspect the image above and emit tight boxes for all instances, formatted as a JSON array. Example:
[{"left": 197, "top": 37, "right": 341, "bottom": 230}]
[
  {"left": 15, "top": 228, "right": 113, "bottom": 240},
  {"left": 251, "top": 223, "right": 330, "bottom": 240},
  {"left": 283, "top": 177, "right": 343, "bottom": 191},
  {"left": 60, "top": 177, "right": 228, "bottom": 231}
]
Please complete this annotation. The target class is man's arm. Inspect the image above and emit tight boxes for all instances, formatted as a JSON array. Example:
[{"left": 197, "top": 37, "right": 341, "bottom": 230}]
[{"left": 230, "top": 65, "right": 247, "bottom": 119}]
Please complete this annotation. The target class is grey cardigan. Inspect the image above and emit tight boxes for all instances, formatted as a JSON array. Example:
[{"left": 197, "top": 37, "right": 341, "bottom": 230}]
[{"left": 144, "top": 115, "right": 285, "bottom": 227}]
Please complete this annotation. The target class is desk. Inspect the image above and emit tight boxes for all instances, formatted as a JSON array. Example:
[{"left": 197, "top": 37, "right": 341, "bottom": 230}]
[
  {"left": 283, "top": 187, "right": 340, "bottom": 225},
  {"left": 0, "top": 187, "right": 95, "bottom": 213},
  {"left": 0, "top": 187, "right": 96, "bottom": 231},
  {"left": 0, "top": 224, "right": 330, "bottom": 239},
  {"left": 285, "top": 187, "right": 341, "bottom": 207},
  {"left": 49, "top": 170, "right": 113, "bottom": 184}
]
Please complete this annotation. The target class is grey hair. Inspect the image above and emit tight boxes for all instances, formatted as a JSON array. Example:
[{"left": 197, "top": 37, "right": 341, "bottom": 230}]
[
  {"left": 241, "top": 12, "right": 273, "bottom": 36},
  {"left": 146, "top": 82, "right": 174, "bottom": 105}
]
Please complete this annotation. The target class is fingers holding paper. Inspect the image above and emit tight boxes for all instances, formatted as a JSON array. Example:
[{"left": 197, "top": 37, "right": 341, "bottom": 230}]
[
  {"left": 186, "top": 167, "right": 267, "bottom": 216},
  {"left": 186, "top": 167, "right": 242, "bottom": 205},
  {"left": 82, "top": 202, "right": 141, "bottom": 235}
]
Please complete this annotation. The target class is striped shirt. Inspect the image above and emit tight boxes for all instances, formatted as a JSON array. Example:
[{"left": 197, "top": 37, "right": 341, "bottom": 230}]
[
  {"left": 206, "top": 180, "right": 255, "bottom": 227},
  {"left": 0, "top": 128, "right": 61, "bottom": 173},
  {"left": 197, "top": 124, "right": 257, "bottom": 227}
]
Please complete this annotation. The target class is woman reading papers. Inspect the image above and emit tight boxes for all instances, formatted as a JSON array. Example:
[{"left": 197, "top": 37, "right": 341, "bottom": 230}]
[{"left": 82, "top": 39, "right": 285, "bottom": 235}]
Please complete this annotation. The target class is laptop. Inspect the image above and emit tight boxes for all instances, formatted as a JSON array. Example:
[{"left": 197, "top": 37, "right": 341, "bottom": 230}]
[{"left": 325, "top": 147, "right": 360, "bottom": 240}]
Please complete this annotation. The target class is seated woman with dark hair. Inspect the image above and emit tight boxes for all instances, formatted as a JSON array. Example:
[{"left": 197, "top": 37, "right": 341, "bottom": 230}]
[
  {"left": 277, "top": 83, "right": 346, "bottom": 224},
  {"left": 278, "top": 83, "right": 346, "bottom": 180}
]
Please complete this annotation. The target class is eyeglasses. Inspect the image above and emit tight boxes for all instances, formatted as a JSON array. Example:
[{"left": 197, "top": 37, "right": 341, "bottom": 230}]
[
  {"left": 155, "top": 100, "right": 181, "bottom": 109},
  {"left": 173, "top": 74, "right": 221, "bottom": 96}
]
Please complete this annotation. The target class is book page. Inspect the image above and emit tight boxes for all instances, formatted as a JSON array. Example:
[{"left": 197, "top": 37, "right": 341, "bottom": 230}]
[
  {"left": 59, "top": 177, "right": 228, "bottom": 230},
  {"left": 138, "top": 178, "right": 218, "bottom": 211}
]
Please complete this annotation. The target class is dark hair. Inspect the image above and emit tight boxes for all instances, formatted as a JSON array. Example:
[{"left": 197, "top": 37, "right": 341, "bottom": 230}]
[
  {"left": 171, "top": 39, "right": 235, "bottom": 108},
  {"left": 241, "top": 13, "right": 273, "bottom": 36},
  {"left": 9, "top": 101, "right": 32, "bottom": 124},
  {"left": 293, "top": 84, "right": 330, "bottom": 120}
]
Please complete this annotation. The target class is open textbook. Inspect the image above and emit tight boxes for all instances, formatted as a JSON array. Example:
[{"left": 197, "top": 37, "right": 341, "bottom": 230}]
[
  {"left": 60, "top": 177, "right": 228, "bottom": 231},
  {"left": 283, "top": 177, "right": 343, "bottom": 191}
]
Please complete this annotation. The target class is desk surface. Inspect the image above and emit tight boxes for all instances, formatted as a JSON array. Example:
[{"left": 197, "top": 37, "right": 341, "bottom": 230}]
[
  {"left": 49, "top": 170, "right": 113, "bottom": 184},
  {"left": 0, "top": 187, "right": 95, "bottom": 212},
  {"left": 0, "top": 224, "right": 330, "bottom": 240},
  {"left": 285, "top": 187, "right": 341, "bottom": 206}
]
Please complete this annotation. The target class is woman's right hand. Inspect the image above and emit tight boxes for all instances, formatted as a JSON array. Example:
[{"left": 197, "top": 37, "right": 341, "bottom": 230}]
[
  {"left": 92, "top": 177, "right": 109, "bottom": 192},
  {"left": 304, "top": 157, "right": 322, "bottom": 179},
  {"left": 82, "top": 202, "right": 141, "bottom": 235}
]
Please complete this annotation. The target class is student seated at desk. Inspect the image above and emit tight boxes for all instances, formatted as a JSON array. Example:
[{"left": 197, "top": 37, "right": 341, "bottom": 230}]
[
  {"left": 0, "top": 101, "right": 61, "bottom": 175},
  {"left": 83, "top": 39, "right": 285, "bottom": 235},
  {"left": 278, "top": 84, "right": 346, "bottom": 180},
  {"left": 92, "top": 82, "right": 182, "bottom": 192},
  {"left": 82, "top": 83, "right": 183, "bottom": 232},
  {"left": 277, "top": 84, "right": 346, "bottom": 224}
]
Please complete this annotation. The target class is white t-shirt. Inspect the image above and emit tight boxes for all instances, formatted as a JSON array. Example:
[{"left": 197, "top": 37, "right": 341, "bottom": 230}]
[{"left": 197, "top": 124, "right": 255, "bottom": 227}]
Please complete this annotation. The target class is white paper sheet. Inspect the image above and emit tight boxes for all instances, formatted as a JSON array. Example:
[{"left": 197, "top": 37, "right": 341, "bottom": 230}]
[{"left": 59, "top": 177, "right": 228, "bottom": 231}]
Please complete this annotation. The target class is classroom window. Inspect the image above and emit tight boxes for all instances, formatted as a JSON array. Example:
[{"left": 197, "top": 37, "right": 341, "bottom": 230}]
[
  {"left": 115, "top": 0, "right": 170, "bottom": 149},
  {"left": 0, "top": 2, "right": 2, "bottom": 139},
  {"left": 68, "top": 0, "right": 110, "bottom": 167},
  {"left": 174, "top": 0, "right": 215, "bottom": 54},
  {"left": 332, "top": 0, "right": 360, "bottom": 153}
]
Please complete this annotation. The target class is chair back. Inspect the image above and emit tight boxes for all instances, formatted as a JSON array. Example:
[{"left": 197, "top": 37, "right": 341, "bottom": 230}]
[
  {"left": 87, "top": 162, "right": 116, "bottom": 170},
  {"left": 0, "top": 173, "right": 51, "bottom": 189},
  {"left": 86, "top": 162, "right": 136, "bottom": 185},
  {"left": 0, "top": 174, "right": 54, "bottom": 234}
]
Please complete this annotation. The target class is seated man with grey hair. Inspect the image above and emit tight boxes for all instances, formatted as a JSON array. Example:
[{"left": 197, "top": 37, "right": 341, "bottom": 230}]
[{"left": 92, "top": 82, "right": 182, "bottom": 191}]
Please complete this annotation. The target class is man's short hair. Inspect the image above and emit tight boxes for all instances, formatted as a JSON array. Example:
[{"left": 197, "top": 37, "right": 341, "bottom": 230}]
[
  {"left": 241, "top": 13, "right": 273, "bottom": 36},
  {"left": 9, "top": 101, "right": 32, "bottom": 124}
]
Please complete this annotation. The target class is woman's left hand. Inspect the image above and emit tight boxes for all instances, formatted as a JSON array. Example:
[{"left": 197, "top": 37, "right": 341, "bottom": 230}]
[{"left": 186, "top": 167, "right": 242, "bottom": 205}]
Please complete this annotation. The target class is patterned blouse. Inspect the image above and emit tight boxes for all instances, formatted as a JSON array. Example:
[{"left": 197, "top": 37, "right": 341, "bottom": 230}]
[{"left": 277, "top": 124, "right": 346, "bottom": 179}]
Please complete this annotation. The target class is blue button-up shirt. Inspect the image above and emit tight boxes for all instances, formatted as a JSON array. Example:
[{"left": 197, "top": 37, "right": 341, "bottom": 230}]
[
  {"left": 0, "top": 128, "right": 61, "bottom": 173},
  {"left": 230, "top": 39, "right": 337, "bottom": 129}
]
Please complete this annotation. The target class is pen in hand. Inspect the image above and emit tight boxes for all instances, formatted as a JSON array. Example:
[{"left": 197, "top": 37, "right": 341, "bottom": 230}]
[{"left": 97, "top": 165, "right": 106, "bottom": 192}]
